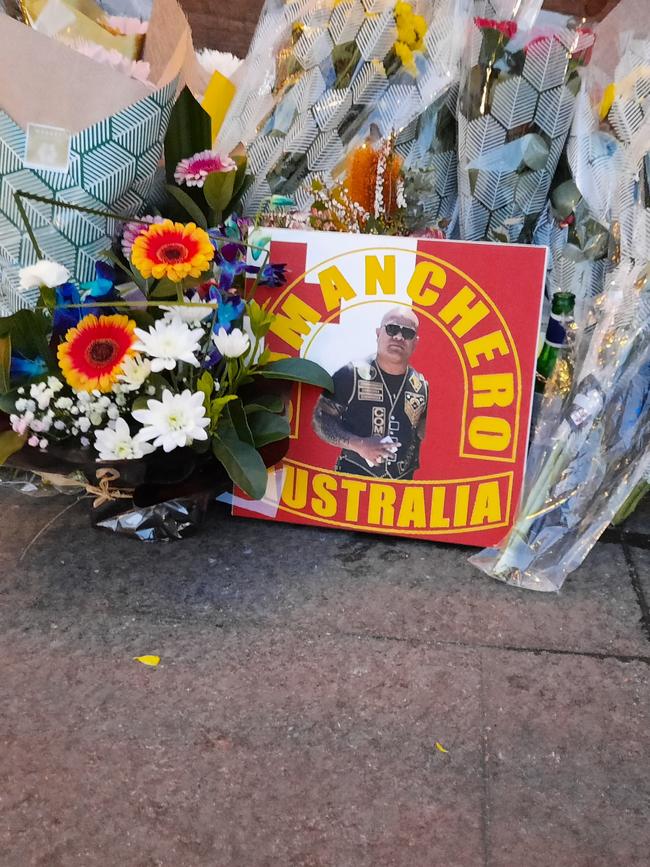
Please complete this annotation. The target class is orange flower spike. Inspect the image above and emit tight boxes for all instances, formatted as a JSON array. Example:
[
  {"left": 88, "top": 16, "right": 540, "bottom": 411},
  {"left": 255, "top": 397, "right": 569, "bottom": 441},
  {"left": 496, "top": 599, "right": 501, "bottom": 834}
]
[
  {"left": 131, "top": 220, "right": 214, "bottom": 283},
  {"left": 57, "top": 314, "right": 137, "bottom": 393},
  {"left": 345, "top": 144, "right": 379, "bottom": 213}
]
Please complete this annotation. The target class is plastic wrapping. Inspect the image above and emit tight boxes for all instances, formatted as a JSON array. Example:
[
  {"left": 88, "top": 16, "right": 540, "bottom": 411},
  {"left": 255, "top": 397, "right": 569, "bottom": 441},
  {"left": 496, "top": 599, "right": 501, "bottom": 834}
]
[
  {"left": 93, "top": 496, "right": 210, "bottom": 540},
  {"left": 218, "top": 0, "right": 469, "bottom": 226},
  {"left": 457, "top": 0, "right": 595, "bottom": 243},
  {"left": 471, "top": 260, "right": 650, "bottom": 591},
  {"left": 539, "top": 27, "right": 650, "bottom": 323}
]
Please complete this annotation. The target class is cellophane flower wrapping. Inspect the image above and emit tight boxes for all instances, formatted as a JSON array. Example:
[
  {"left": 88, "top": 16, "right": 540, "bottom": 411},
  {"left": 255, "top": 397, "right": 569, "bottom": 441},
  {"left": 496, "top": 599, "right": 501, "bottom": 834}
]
[
  {"left": 470, "top": 259, "right": 650, "bottom": 592},
  {"left": 217, "top": 0, "right": 469, "bottom": 230},
  {"left": 539, "top": 28, "right": 650, "bottom": 326},
  {"left": 457, "top": 0, "right": 596, "bottom": 244}
]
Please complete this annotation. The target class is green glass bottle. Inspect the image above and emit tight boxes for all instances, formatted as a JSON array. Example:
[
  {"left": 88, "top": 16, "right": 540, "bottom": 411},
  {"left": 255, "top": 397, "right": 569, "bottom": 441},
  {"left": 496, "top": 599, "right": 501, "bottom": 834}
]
[{"left": 535, "top": 291, "right": 576, "bottom": 395}]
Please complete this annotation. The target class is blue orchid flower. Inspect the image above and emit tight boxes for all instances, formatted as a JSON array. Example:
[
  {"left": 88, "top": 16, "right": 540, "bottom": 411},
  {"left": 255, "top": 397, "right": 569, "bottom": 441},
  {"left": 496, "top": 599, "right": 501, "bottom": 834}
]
[
  {"left": 10, "top": 354, "right": 48, "bottom": 379},
  {"left": 52, "top": 281, "right": 82, "bottom": 337},
  {"left": 259, "top": 262, "right": 287, "bottom": 288},
  {"left": 80, "top": 261, "right": 119, "bottom": 315}
]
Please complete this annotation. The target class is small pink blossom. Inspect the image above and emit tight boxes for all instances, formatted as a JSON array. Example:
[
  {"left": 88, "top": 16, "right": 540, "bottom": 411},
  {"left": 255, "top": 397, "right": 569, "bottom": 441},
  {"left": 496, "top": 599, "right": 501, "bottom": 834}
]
[
  {"left": 174, "top": 150, "right": 237, "bottom": 188},
  {"left": 121, "top": 215, "right": 165, "bottom": 259},
  {"left": 10, "top": 415, "right": 29, "bottom": 436},
  {"left": 27, "top": 435, "right": 40, "bottom": 448}
]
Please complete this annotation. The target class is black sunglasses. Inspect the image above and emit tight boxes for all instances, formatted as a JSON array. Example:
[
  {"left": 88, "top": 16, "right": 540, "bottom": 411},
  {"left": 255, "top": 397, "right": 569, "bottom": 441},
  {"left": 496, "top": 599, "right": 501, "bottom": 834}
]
[{"left": 384, "top": 323, "right": 417, "bottom": 340}]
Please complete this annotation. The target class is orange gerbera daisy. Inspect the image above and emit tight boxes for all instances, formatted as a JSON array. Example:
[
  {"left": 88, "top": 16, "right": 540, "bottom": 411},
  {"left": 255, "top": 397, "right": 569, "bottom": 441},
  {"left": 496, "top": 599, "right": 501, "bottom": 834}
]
[
  {"left": 57, "top": 314, "right": 137, "bottom": 393},
  {"left": 130, "top": 220, "right": 214, "bottom": 282}
]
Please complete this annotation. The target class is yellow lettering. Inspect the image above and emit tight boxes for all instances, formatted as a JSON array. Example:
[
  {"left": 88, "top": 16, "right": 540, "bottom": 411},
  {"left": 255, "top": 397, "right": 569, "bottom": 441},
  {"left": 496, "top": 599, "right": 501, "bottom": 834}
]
[
  {"left": 429, "top": 486, "right": 451, "bottom": 528},
  {"left": 470, "top": 481, "right": 502, "bottom": 526},
  {"left": 318, "top": 265, "right": 356, "bottom": 312},
  {"left": 282, "top": 465, "right": 308, "bottom": 509},
  {"left": 365, "top": 255, "right": 396, "bottom": 296},
  {"left": 472, "top": 373, "right": 514, "bottom": 408},
  {"left": 396, "top": 486, "right": 426, "bottom": 528},
  {"left": 269, "top": 296, "right": 321, "bottom": 351},
  {"left": 367, "top": 484, "right": 396, "bottom": 526},
  {"left": 454, "top": 484, "right": 470, "bottom": 526},
  {"left": 439, "top": 286, "right": 489, "bottom": 338},
  {"left": 341, "top": 478, "right": 367, "bottom": 522},
  {"left": 465, "top": 330, "right": 510, "bottom": 368},
  {"left": 406, "top": 261, "right": 446, "bottom": 306},
  {"left": 468, "top": 416, "right": 512, "bottom": 452},
  {"left": 311, "top": 473, "right": 338, "bottom": 518}
]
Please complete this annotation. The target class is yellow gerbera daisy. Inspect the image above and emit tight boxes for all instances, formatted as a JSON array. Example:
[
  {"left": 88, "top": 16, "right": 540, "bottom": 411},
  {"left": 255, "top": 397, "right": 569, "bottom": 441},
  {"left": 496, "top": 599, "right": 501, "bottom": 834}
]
[
  {"left": 57, "top": 314, "right": 137, "bottom": 393},
  {"left": 130, "top": 220, "right": 214, "bottom": 283}
]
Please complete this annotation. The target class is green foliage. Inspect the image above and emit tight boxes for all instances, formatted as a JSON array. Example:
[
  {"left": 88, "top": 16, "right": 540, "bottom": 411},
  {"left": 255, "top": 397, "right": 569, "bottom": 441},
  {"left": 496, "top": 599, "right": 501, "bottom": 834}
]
[
  {"left": 227, "top": 399, "right": 254, "bottom": 447},
  {"left": 247, "top": 408, "right": 291, "bottom": 447},
  {"left": 0, "top": 431, "right": 26, "bottom": 466},
  {"left": 164, "top": 87, "right": 212, "bottom": 185},
  {"left": 0, "top": 309, "right": 53, "bottom": 366},
  {"left": 166, "top": 184, "right": 209, "bottom": 229},
  {"left": 247, "top": 299, "right": 275, "bottom": 339},
  {"left": 203, "top": 170, "right": 236, "bottom": 224},
  {"left": 257, "top": 357, "right": 334, "bottom": 391},
  {"left": 244, "top": 394, "right": 284, "bottom": 414},
  {"left": 212, "top": 414, "right": 268, "bottom": 499}
]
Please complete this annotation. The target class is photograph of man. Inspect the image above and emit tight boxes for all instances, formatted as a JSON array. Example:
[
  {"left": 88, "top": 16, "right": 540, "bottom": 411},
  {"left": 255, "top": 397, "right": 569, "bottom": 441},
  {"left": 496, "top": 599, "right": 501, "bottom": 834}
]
[{"left": 312, "top": 306, "right": 429, "bottom": 480}]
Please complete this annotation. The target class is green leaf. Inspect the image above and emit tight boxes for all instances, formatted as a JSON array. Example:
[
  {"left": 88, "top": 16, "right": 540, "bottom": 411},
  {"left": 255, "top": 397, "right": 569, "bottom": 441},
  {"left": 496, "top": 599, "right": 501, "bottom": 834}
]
[
  {"left": 197, "top": 370, "right": 214, "bottom": 408},
  {"left": 166, "top": 184, "right": 208, "bottom": 229},
  {"left": 209, "top": 394, "right": 237, "bottom": 426},
  {"left": 244, "top": 393, "right": 284, "bottom": 414},
  {"left": 203, "top": 170, "right": 236, "bottom": 217},
  {"left": 226, "top": 398, "right": 254, "bottom": 447},
  {"left": 257, "top": 358, "right": 333, "bottom": 391},
  {"left": 0, "top": 335, "right": 11, "bottom": 394},
  {"left": 212, "top": 419, "right": 268, "bottom": 499},
  {"left": 0, "top": 309, "right": 52, "bottom": 364},
  {"left": 164, "top": 86, "right": 212, "bottom": 185},
  {"left": 149, "top": 277, "right": 178, "bottom": 300},
  {"left": 246, "top": 298, "right": 275, "bottom": 339},
  {"left": 0, "top": 387, "right": 19, "bottom": 414},
  {"left": 132, "top": 395, "right": 151, "bottom": 412},
  {"left": 247, "top": 408, "right": 290, "bottom": 447},
  {"left": 0, "top": 431, "right": 26, "bottom": 466}
]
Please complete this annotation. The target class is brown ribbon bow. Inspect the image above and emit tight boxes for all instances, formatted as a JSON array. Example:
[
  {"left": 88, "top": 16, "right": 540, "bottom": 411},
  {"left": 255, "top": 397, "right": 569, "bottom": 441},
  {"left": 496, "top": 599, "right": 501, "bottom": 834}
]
[{"left": 86, "top": 468, "right": 134, "bottom": 509}]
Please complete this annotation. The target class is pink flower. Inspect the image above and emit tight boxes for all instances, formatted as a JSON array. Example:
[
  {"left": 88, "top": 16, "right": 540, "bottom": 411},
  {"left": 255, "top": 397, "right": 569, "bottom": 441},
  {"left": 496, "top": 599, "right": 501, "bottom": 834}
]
[
  {"left": 174, "top": 150, "right": 237, "bottom": 188},
  {"left": 474, "top": 17, "right": 517, "bottom": 40},
  {"left": 121, "top": 215, "right": 165, "bottom": 259}
]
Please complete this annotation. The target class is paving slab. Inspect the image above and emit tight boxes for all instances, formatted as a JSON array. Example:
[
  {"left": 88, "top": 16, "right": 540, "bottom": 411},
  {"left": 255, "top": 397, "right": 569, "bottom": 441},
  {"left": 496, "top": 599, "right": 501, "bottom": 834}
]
[
  {"left": 3, "top": 497, "right": 648, "bottom": 659},
  {"left": 0, "top": 627, "right": 483, "bottom": 867},
  {"left": 482, "top": 649, "right": 650, "bottom": 867}
]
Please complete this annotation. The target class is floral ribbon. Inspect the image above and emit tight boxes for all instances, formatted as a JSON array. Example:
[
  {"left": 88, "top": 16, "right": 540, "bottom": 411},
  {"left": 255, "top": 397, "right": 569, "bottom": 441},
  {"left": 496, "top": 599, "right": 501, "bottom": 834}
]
[{"left": 86, "top": 468, "right": 134, "bottom": 508}]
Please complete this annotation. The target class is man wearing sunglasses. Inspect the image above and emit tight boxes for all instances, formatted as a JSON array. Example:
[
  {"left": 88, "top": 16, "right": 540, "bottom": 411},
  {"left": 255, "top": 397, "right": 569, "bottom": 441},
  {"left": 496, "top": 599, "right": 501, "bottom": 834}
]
[{"left": 312, "top": 306, "right": 429, "bottom": 480}]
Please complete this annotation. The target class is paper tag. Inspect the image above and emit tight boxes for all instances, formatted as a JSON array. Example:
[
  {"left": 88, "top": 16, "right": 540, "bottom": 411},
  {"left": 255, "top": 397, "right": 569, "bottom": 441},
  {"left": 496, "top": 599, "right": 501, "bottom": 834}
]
[
  {"left": 24, "top": 124, "right": 71, "bottom": 173},
  {"left": 201, "top": 70, "right": 236, "bottom": 144}
]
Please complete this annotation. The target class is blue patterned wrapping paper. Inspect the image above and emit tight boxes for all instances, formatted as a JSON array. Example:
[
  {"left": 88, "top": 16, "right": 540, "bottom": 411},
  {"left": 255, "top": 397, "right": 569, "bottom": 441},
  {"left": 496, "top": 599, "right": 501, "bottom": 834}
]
[{"left": 0, "top": 78, "right": 177, "bottom": 312}]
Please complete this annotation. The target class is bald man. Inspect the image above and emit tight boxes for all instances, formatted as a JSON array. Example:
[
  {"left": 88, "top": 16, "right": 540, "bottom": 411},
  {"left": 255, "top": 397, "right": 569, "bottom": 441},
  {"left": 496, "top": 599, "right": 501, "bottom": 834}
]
[{"left": 312, "top": 307, "right": 429, "bottom": 480}]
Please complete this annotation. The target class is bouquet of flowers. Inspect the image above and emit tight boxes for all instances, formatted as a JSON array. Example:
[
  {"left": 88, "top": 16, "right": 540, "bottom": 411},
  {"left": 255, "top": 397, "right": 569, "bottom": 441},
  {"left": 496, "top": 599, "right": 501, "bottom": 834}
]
[
  {"left": 471, "top": 259, "right": 650, "bottom": 591},
  {"left": 218, "top": 0, "right": 467, "bottom": 231},
  {"left": 457, "top": 0, "right": 596, "bottom": 243},
  {"left": 0, "top": 98, "right": 332, "bottom": 538}
]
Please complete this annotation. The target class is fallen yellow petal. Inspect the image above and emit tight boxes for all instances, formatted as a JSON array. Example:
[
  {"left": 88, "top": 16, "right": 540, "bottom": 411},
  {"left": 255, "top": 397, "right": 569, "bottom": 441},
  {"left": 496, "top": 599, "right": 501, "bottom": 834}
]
[
  {"left": 134, "top": 655, "right": 160, "bottom": 667},
  {"left": 435, "top": 741, "right": 448, "bottom": 753}
]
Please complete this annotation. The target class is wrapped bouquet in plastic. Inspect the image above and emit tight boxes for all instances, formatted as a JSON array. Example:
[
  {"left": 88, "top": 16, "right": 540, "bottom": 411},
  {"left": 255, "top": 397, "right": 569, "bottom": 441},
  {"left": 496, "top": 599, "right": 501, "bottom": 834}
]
[
  {"left": 457, "top": 0, "right": 595, "bottom": 243},
  {"left": 218, "top": 0, "right": 468, "bottom": 232}
]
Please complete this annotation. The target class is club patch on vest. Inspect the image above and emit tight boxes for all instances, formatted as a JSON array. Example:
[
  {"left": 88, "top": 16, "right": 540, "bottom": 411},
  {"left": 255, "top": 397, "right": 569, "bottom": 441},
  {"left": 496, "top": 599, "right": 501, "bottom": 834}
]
[
  {"left": 357, "top": 381, "right": 384, "bottom": 401},
  {"left": 372, "top": 406, "right": 386, "bottom": 436},
  {"left": 409, "top": 372, "right": 422, "bottom": 392},
  {"left": 404, "top": 391, "right": 426, "bottom": 426}
]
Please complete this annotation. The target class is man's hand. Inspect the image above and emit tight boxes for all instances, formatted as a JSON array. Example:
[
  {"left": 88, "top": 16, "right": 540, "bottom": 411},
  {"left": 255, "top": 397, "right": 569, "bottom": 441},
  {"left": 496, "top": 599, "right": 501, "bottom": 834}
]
[{"left": 354, "top": 436, "right": 401, "bottom": 467}]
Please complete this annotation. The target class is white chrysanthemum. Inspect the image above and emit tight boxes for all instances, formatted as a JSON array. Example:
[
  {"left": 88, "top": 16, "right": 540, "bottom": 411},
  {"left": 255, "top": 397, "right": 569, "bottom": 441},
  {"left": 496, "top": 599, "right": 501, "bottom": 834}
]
[
  {"left": 117, "top": 353, "right": 152, "bottom": 391},
  {"left": 132, "top": 389, "right": 210, "bottom": 453},
  {"left": 19, "top": 260, "right": 70, "bottom": 290},
  {"left": 213, "top": 327, "right": 250, "bottom": 359},
  {"left": 161, "top": 293, "right": 212, "bottom": 324},
  {"left": 133, "top": 319, "right": 202, "bottom": 372},
  {"left": 196, "top": 49, "right": 242, "bottom": 81},
  {"left": 94, "top": 418, "right": 155, "bottom": 461}
]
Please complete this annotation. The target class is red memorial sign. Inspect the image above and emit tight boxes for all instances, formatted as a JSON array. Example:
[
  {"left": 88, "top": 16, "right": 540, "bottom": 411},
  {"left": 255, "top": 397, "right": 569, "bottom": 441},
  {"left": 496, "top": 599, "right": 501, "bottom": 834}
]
[{"left": 235, "top": 228, "right": 547, "bottom": 547}]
